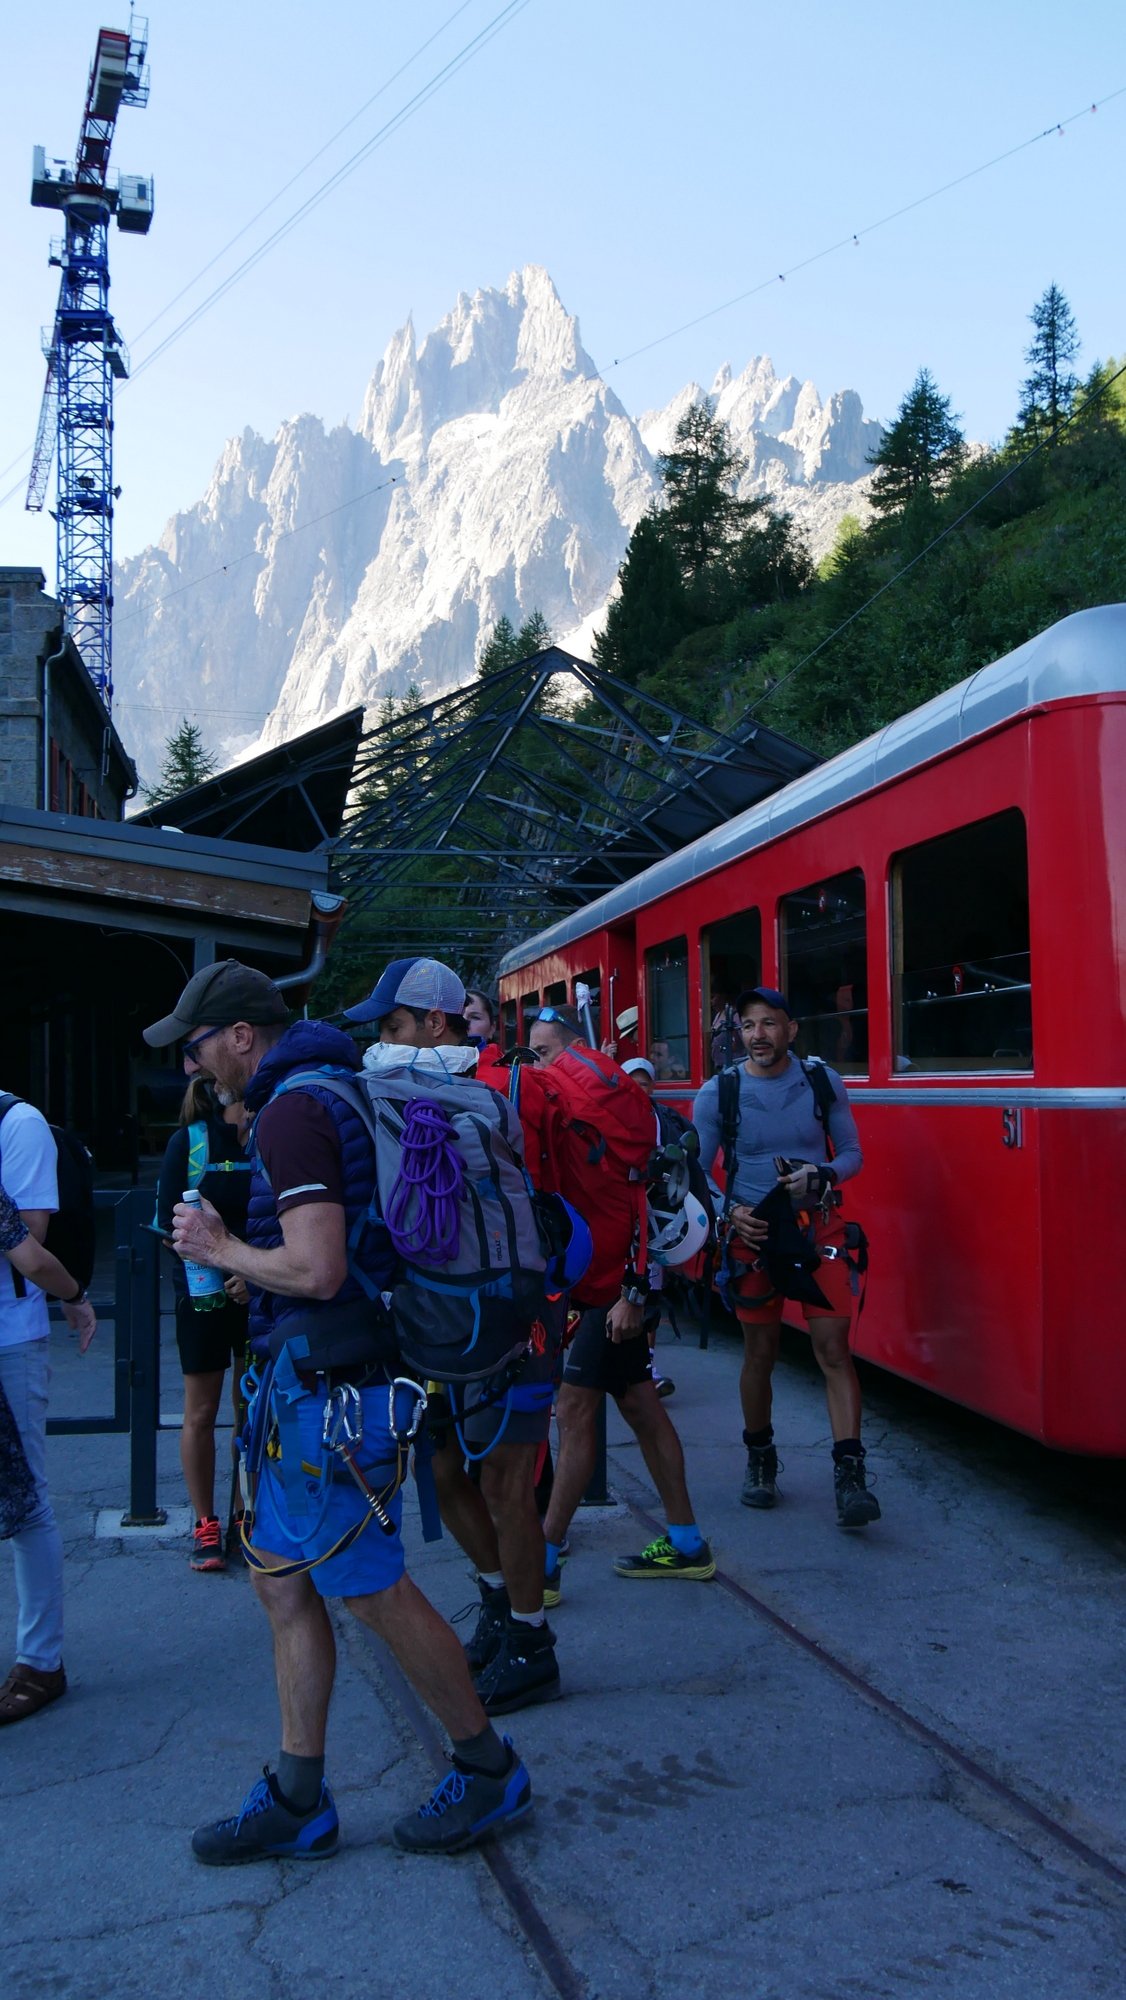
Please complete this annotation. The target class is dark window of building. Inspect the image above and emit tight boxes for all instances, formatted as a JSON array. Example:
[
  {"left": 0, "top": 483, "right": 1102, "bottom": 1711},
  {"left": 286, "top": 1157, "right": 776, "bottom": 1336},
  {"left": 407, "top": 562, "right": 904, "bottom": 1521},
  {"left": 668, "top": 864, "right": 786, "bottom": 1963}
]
[
  {"left": 520, "top": 991, "right": 540, "bottom": 1038},
  {"left": 702, "top": 907, "right": 761, "bottom": 1073},
  {"left": 645, "top": 936, "right": 690, "bottom": 1079},
  {"left": 545, "top": 980, "right": 567, "bottom": 1005},
  {"left": 893, "top": 809, "right": 1032, "bottom": 1071},
  {"left": 780, "top": 869, "right": 868, "bottom": 1073},
  {"left": 572, "top": 971, "right": 600, "bottom": 1045}
]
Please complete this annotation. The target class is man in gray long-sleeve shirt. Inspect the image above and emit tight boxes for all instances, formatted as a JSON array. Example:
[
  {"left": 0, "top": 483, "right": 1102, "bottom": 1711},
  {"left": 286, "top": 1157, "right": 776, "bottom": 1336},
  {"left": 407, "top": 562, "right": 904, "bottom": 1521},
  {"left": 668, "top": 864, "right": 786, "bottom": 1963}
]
[{"left": 694, "top": 986, "right": 879, "bottom": 1529}]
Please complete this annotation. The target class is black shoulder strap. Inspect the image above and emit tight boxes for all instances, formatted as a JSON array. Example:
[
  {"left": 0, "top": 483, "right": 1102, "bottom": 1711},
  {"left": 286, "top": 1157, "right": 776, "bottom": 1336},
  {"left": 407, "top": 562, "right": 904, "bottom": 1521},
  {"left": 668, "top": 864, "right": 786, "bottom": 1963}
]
[
  {"left": 801, "top": 1059, "right": 836, "bottom": 1159},
  {"left": 717, "top": 1066, "right": 741, "bottom": 1191},
  {"left": 0, "top": 1092, "right": 23, "bottom": 1129}
]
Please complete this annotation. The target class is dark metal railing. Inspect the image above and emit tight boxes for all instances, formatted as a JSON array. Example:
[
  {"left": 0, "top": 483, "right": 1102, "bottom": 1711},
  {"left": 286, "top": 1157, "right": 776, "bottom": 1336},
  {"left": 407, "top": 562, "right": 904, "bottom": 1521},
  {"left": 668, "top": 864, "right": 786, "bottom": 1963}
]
[{"left": 46, "top": 1186, "right": 166, "bottom": 1526}]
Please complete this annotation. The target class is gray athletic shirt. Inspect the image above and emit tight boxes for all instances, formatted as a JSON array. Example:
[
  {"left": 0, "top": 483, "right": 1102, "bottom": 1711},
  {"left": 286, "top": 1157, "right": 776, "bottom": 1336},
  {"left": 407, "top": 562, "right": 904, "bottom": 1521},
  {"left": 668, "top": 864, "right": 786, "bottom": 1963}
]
[{"left": 693, "top": 1055, "right": 862, "bottom": 1209}]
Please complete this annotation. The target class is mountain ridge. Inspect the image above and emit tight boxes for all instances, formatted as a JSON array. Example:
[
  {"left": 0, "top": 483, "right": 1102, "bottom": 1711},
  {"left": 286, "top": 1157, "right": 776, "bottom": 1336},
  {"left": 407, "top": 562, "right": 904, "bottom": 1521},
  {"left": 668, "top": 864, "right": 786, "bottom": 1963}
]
[{"left": 114, "top": 265, "right": 882, "bottom": 780}]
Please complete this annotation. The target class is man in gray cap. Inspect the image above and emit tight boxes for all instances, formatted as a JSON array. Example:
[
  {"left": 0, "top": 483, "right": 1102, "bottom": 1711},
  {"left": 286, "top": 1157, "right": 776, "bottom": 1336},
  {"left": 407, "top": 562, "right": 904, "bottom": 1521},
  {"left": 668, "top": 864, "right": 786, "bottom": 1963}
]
[{"left": 143, "top": 959, "right": 532, "bottom": 1863}]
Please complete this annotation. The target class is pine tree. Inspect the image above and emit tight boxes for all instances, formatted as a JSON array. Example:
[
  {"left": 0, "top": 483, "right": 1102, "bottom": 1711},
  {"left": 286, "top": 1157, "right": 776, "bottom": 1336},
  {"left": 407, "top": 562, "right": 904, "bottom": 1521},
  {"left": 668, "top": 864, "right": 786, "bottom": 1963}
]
[
  {"left": 868, "top": 369, "right": 966, "bottom": 514},
  {"left": 657, "top": 398, "right": 754, "bottom": 586},
  {"left": 142, "top": 719, "right": 218, "bottom": 805},
  {"left": 1017, "top": 284, "right": 1080, "bottom": 442},
  {"left": 477, "top": 609, "right": 553, "bottom": 676},
  {"left": 593, "top": 513, "right": 691, "bottom": 686}
]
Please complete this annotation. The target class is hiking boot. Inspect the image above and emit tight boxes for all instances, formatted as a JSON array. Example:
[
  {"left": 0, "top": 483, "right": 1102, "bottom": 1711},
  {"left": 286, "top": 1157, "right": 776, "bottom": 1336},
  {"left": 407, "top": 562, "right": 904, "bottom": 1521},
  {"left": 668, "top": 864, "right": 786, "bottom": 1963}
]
[
  {"left": 393, "top": 1737, "right": 532, "bottom": 1854},
  {"left": 225, "top": 1511, "right": 247, "bottom": 1564},
  {"left": 612, "top": 1534, "right": 716, "bottom": 1581},
  {"left": 834, "top": 1454, "right": 881, "bottom": 1529},
  {"left": 474, "top": 1617, "right": 561, "bottom": 1715},
  {"left": 190, "top": 1517, "right": 226, "bottom": 1572},
  {"left": 457, "top": 1579, "right": 509, "bottom": 1675},
  {"left": 0, "top": 1662, "right": 67, "bottom": 1727},
  {"left": 191, "top": 1768, "right": 339, "bottom": 1865},
  {"left": 741, "top": 1443, "right": 780, "bottom": 1510}
]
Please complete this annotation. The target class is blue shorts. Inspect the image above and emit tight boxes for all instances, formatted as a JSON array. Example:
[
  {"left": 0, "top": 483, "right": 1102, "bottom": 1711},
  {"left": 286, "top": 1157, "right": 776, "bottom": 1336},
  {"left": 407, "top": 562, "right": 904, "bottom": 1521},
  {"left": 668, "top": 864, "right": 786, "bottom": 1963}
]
[{"left": 250, "top": 1379, "right": 407, "bottom": 1600}]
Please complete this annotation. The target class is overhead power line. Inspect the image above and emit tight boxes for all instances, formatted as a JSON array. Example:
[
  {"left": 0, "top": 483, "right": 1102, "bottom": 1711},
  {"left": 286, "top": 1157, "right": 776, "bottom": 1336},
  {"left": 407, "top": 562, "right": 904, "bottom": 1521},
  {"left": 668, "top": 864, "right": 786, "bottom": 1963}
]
[
  {"left": 607, "top": 88, "right": 1126, "bottom": 373},
  {"left": 748, "top": 357, "right": 1126, "bottom": 718}
]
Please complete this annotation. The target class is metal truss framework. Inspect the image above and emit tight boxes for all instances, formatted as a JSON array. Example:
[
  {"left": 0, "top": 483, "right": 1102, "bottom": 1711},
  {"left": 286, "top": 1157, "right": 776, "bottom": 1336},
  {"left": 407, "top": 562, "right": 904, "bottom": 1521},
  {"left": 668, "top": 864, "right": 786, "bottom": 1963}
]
[{"left": 332, "top": 647, "right": 817, "bottom": 966}]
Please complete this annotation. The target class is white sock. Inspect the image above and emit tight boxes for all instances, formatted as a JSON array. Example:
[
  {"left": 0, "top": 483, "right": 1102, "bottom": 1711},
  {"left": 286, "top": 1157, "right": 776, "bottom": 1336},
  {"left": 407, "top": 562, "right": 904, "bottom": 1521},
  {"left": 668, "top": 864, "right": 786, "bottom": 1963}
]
[
  {"left": 510, "top": 1607, "right": 546, "bottom": 1628},
  {"left": 477, "top": 1570, "right": 505, "bottom": 1591}
]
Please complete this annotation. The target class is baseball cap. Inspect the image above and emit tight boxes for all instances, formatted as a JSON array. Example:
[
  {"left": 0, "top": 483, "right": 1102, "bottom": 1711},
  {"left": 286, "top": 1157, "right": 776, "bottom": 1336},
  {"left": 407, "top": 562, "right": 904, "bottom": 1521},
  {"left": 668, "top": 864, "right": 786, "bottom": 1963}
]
[
  {"left": 143, "top": 959, "right": 288, "bottom": 1048},
  {"left": 622, "top": 1057, "right": 656, "bottom": 1081},
  {"left": 615, "top": 1005, "right": 639, "bottom": 1035},
  {"left": 343, "top": 956, "right": 467, "bottom": 1025},
  {"left": 737, "top": 985, "right": 795, "bottom": 1019}
]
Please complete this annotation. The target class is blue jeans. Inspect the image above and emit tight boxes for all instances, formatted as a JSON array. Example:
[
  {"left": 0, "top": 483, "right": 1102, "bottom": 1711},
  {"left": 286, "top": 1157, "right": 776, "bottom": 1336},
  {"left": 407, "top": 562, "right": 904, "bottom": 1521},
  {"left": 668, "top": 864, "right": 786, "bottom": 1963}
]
[{"left": 0, "top": 1340, "right": 64, "bottom": 1670}]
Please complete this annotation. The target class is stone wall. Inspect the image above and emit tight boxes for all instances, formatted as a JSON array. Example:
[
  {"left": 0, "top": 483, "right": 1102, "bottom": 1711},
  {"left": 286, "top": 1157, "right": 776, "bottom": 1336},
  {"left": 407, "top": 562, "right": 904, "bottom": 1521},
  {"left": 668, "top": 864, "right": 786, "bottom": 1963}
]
[{"left": 0, "top": 567, "right": 136, "bottom": 816}]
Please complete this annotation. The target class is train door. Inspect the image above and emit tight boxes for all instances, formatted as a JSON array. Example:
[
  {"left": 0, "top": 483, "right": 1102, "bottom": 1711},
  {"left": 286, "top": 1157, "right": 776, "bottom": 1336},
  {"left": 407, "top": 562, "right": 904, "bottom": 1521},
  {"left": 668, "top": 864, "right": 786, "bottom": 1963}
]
[
  {"left": 861, "top": 810, "right": 1042, "bottom": 1434},
  {"left": 701, "top": 905, "right": 762, "bottom": 1077}
]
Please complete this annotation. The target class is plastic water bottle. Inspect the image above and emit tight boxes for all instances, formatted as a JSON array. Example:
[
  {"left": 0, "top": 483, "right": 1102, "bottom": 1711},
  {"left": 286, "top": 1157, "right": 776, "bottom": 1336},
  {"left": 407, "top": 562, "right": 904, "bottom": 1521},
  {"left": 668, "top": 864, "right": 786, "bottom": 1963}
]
[{"left": 180, "top": 1188, "right": 226, "bottom": 1312}]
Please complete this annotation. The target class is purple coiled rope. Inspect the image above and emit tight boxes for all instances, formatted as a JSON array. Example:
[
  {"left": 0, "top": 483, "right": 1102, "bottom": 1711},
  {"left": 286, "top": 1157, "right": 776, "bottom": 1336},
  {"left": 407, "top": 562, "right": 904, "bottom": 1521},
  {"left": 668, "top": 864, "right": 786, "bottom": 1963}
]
[{"left": 386, "top": 1099, "right": 465, "bottom": 1265}]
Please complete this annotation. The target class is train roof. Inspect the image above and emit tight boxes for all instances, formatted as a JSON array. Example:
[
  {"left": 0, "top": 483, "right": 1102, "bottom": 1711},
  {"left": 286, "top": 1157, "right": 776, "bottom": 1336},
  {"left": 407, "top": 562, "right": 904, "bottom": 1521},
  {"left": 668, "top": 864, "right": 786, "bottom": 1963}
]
[{"left": 499, "top": 603, "right": 1126, "bottom": 975}]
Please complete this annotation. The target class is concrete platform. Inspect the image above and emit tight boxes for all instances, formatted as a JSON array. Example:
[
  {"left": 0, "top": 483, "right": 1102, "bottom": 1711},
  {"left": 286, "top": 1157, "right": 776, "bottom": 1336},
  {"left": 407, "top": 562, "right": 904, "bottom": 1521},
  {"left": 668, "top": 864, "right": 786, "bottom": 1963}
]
[{"left": 2, "top": 1313, "right": 1125, "bottom": 1998}]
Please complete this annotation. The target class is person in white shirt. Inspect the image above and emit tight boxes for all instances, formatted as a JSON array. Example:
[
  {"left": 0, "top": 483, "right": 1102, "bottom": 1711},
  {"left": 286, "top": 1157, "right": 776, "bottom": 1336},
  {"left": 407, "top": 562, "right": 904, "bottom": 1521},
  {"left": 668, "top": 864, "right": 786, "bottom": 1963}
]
[{"left": 0, "top": 1096, "right": 93, "bottom": 1725}]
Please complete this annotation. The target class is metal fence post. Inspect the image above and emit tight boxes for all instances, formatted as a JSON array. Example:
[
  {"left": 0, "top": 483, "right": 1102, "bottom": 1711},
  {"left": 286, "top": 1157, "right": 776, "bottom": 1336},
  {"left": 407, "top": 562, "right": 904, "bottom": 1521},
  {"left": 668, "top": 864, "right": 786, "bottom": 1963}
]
[{"left": 120, "top": 1187, "right": 166, "bottom": 1527}]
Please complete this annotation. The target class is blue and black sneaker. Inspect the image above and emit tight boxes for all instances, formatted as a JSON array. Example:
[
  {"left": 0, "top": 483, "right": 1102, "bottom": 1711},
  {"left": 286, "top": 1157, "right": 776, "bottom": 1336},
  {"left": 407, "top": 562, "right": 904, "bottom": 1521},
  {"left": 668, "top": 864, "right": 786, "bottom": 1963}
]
[
  {"left": 393, "top": 1737, "right": 532, "bottom": 1854},
  {"left": 191, "top": 1767, "right": 339, "bottom": 1866}
]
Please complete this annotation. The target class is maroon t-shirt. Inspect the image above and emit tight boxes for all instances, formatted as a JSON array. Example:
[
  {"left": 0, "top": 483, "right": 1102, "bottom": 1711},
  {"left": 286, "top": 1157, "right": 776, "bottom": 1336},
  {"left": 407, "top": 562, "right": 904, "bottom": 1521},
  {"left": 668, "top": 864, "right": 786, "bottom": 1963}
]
[{"left": 254, "top": 1092, "right": 345, "bottom": 1214}]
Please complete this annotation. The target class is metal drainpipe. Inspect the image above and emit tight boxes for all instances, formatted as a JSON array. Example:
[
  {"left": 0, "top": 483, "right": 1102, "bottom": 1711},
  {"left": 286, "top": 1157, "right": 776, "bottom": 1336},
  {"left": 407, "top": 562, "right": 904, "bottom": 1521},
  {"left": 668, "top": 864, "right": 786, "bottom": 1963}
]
[
  {"left": 41, "top": 642, "right": 68, "bottom": 809},
  {"left": 274, "top": 894, "right": 347, "bottom": 997}
]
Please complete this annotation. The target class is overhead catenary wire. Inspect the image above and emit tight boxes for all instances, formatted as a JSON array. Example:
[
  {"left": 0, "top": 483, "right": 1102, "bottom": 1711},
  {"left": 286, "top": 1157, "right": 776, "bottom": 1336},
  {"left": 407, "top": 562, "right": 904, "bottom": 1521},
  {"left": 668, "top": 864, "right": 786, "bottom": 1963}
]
[
  {"left": 748, "top": 356, "right": 1126, "bottom": 719},
  {"left": 607, "top": 89, "right": 1126, "bottom": 372}
]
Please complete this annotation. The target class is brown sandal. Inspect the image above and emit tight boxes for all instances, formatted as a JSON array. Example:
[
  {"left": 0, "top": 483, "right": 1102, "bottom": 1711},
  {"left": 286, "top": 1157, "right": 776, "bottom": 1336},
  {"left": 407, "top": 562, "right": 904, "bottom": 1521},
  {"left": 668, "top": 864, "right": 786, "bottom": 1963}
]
[{"left": 0, "top": 1662, "right": 67, "bottom": 1725}]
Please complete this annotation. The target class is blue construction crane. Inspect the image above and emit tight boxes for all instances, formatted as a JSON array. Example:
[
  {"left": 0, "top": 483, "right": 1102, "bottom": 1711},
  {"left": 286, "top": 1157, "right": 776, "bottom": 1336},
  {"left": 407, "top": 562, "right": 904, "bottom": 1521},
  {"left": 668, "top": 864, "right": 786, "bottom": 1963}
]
[{"left": 26, "top": 14, "right": 153, "bottom": 708}]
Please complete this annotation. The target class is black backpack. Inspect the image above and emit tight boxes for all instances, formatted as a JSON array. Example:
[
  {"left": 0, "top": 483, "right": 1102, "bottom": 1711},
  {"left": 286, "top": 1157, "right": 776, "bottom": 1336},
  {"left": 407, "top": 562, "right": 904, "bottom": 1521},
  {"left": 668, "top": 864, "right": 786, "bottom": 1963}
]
[{"left": 0, "top": 1095, "right": 96, "bottom": 1295}]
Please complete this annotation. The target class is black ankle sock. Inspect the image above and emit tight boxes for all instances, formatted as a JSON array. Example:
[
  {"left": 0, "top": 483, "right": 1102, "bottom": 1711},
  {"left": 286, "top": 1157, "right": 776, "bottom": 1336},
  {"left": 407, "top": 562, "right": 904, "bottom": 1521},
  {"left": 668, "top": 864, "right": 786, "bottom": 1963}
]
[
  {"left": 832, "top": 1437, "right": 864, "bottom": 1462},
  {"left": 452, "top": 1724, "right": 510, "bottom": 1777},
  {"left": 744, "top": 1426, "right": 774, "bottom": 1449},
  {"left": 275, "top": 1750, "right": 324, "bottom": 1814}
]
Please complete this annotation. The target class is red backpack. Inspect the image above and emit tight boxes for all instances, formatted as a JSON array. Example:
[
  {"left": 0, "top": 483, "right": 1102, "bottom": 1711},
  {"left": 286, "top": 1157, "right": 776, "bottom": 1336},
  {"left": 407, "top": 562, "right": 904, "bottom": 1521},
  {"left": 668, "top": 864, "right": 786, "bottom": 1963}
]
[{"left": 535, "top": 1047, "right": 656, "bottom": 1308}]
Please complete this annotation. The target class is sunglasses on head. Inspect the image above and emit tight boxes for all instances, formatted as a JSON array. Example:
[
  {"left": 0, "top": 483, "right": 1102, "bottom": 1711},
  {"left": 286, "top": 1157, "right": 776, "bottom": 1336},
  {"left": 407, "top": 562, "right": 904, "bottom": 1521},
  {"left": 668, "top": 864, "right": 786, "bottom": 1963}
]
[{"left": 536, "top": 1007, "right": 566, "bottom": 1025}]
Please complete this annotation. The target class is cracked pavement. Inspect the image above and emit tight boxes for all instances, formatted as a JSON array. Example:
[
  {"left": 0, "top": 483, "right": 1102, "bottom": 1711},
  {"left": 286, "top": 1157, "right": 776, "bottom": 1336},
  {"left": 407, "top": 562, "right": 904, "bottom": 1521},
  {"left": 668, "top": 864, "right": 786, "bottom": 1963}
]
[{"left": 2, "top": 1312, "right": 1125, "bottom": 1997}]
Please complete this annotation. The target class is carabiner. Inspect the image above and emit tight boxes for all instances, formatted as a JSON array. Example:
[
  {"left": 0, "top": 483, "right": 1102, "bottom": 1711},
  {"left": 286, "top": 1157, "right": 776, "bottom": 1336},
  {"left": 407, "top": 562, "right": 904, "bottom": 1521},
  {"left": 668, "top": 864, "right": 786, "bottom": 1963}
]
[
  {"left": 389, "top": 1376, "right": 429, "bottom": 1445},
  {"left": 322, "top": 1382, "right": 363, "bottom": 1452}
]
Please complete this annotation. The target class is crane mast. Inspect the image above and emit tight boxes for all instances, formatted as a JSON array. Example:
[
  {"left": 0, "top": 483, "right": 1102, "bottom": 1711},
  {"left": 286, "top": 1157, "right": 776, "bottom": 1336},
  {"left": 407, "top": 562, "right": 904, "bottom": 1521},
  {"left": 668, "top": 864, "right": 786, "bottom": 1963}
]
[{"left": 27, "top": 14, "right": 153, "bottom": 708}]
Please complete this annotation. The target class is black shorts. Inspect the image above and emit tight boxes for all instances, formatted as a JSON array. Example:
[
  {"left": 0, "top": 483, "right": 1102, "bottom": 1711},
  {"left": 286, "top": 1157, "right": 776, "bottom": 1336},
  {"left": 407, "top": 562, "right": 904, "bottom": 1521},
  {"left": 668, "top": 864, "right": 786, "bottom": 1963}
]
[
  {"left": 562, "top": 1305, "right": 653, "bottom": 1401},
  {"left": 175, "top": 1292, "right": 249, "bottom": 1378}
]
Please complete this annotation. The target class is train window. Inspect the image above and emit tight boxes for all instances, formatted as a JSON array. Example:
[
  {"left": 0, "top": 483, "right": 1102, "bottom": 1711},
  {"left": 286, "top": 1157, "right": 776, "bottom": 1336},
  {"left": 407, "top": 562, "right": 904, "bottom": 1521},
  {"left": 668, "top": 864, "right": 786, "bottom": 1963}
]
[
  {"left": 573, "top": 971, "right": 601, "bottom": 1045},
  {"left": 545, "top": 980, "right": 567, "bottom": 1005},
  {"left": 501, "top": 999, "right": 517, "bottom": 1051},
  {"left": 520, "top": 991, "right": 540, "bottom": 1038},
  {"left": 893, "top": 809, "right": 1032, "bottom": 1071},
  {"left": 779, "top": 870, "right": 868, "bottom": 1073},
  {"left": 645, "top": 936, "right": 690, "bottom": 1079},
  {"left": 701, "top": 908, "right": 762, "bottom": 1074}
]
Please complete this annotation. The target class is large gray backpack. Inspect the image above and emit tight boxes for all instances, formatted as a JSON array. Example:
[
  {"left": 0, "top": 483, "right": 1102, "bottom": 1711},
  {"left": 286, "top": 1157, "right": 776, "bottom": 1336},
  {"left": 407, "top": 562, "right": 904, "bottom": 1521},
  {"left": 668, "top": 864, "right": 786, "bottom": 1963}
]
[{"left": 284, "top": 1066, "right": 548, "bottom": 1386}]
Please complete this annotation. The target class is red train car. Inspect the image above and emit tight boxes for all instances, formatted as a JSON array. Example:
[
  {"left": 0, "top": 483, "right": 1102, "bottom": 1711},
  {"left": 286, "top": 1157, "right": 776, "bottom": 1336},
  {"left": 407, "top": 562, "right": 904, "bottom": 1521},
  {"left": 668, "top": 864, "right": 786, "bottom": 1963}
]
[{"left": 498, "top": 606, "right": 1126, "bottom": 1453}]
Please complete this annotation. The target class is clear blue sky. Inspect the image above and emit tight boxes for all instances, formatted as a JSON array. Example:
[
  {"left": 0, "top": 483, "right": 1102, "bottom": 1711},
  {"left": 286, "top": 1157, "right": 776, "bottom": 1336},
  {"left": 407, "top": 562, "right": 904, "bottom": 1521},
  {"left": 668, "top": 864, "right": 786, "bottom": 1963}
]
[{"left": 3, "top": 0, "right": 1124, "bottom": 575}]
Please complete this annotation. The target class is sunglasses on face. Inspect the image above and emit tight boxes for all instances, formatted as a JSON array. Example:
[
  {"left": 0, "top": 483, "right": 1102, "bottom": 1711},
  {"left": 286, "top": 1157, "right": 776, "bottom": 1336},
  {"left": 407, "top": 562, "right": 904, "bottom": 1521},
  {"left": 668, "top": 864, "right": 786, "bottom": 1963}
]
[{"left": 181, "top": 1025, "right": 226, "bottom": 1064}]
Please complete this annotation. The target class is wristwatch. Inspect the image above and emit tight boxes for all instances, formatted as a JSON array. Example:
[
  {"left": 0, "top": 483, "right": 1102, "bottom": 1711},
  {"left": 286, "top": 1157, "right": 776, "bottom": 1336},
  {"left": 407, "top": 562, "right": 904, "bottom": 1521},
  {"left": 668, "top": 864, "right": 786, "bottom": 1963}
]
[
  {"left": 623, "top": 1284, "right": 649, "bottom": 1307},
  {"left": 67, "top": 1285, "right": 89, "bottom": 1306}
]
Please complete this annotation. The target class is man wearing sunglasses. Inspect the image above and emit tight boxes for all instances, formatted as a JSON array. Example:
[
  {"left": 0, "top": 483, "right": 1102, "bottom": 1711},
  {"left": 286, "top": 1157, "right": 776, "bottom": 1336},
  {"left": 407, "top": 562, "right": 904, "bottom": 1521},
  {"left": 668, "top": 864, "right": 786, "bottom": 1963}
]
[{"left": 143, "top": 959, "right": 531, "bottom": 1865}]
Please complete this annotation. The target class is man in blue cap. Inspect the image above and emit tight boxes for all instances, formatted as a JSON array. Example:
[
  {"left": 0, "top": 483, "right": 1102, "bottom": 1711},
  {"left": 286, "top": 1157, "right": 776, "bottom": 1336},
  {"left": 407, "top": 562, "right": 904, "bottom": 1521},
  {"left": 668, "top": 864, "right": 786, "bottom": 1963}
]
[
  {"left": 146, "top": 958, "right": 532, "bottom": 1862},
  {"left": 343, "top": 958, "right": 562, "bottom": 1717},
  {"left": 694, "top": 986, "right": 876, "bottom": 1527}
]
